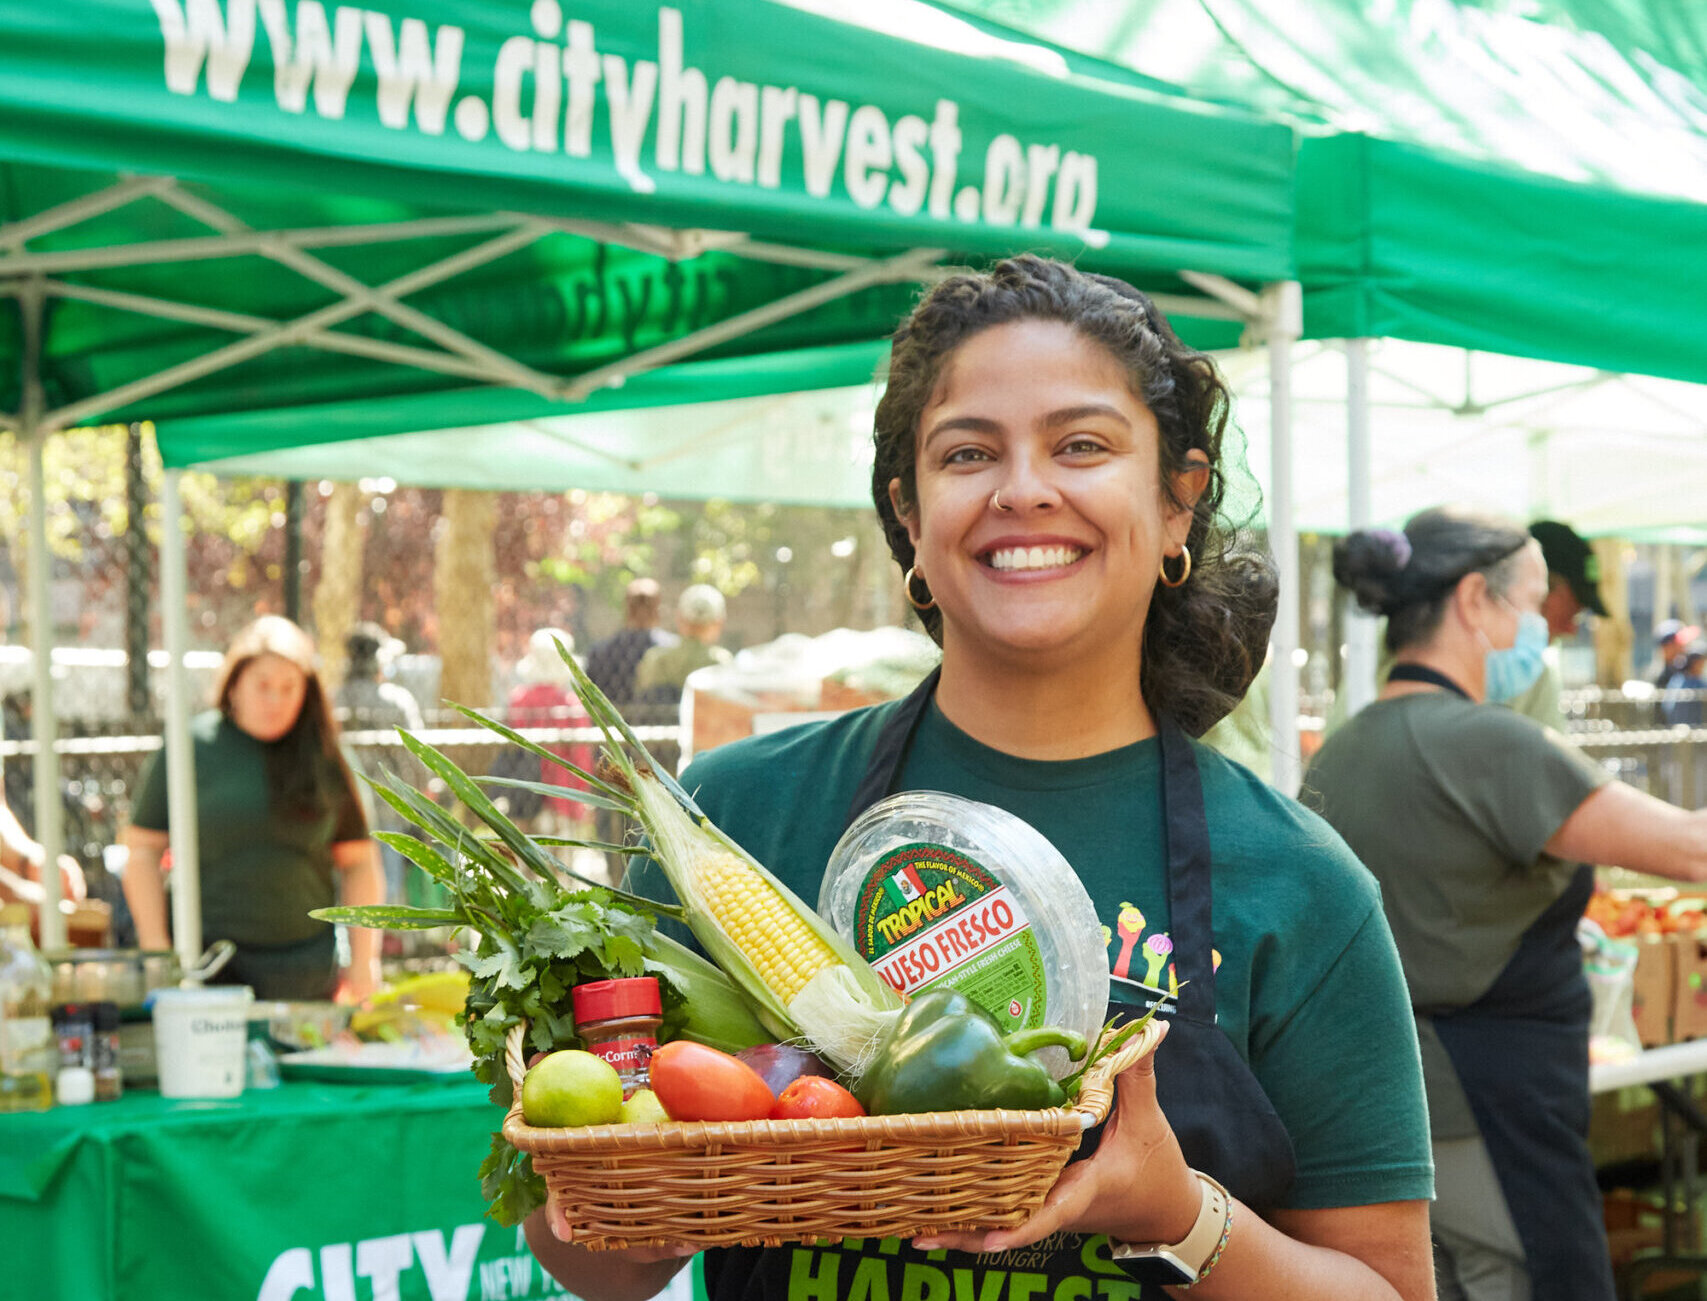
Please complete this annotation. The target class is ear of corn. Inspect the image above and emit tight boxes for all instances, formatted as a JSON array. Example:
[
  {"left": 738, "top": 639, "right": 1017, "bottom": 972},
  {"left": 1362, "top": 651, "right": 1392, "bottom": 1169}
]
[
  {"left": 630, "top": 763, "right": 901, "bottom": 1070},
  {"left": 503, "top": 634, "right": 902, "bottom": 1073}
]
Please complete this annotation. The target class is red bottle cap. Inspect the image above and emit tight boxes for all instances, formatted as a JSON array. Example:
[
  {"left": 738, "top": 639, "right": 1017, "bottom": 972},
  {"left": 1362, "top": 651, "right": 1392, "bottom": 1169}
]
[{"left": 571, "top": 977, "right": 661, "bottom": 1024}]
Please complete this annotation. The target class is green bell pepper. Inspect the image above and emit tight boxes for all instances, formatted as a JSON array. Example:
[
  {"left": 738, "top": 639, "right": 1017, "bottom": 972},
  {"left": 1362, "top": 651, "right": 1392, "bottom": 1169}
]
[{"left": 856, "top": 988, "right": 1088, "bottom": 1115}]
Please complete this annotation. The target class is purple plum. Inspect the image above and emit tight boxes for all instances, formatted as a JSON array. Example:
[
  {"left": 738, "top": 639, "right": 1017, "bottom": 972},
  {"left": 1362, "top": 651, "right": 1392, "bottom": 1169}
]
[{"left": 736, "top": 1043, "right": 836, "bottom": 1095}]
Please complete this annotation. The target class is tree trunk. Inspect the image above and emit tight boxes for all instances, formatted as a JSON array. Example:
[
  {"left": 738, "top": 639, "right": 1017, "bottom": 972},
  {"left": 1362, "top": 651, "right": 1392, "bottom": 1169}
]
[
  {"left": 435, "top": 489, "right": 496, "bottom": 710},
  {"left": 312, "top": 483, "right": 363, "bottom": 692},
  {"left": 1592, "top": 536, "right": 1633, "bottom": 688}
]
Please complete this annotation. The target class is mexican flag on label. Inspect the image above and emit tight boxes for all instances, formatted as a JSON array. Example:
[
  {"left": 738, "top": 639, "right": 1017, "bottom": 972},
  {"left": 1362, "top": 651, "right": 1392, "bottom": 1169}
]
[{"left": 884, "top": 864, "right": 927, "bottom": 908}]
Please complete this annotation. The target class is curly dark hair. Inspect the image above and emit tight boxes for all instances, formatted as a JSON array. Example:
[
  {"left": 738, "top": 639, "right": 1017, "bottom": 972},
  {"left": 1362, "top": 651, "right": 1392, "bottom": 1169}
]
[{"left": 871, "top": 255, "right": 1276, "bottom": 737}]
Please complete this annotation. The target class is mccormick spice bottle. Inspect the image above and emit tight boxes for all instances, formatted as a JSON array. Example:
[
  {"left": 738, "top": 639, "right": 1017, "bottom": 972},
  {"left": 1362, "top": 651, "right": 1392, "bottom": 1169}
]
[
  {"left": 570, "top": 977, "right": 661, "bottom": 1096},
  {"left": 91, "top": 1002, "right": 123, "bottom": 1100},
  {"left": 52, "top": 1003, "right": 93, "bottom": 1070}
]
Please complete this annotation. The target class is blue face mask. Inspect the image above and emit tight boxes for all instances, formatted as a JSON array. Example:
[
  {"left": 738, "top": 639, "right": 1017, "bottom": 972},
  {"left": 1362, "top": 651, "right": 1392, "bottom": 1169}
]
[{"left": 1484, "top": 607, "right": 1550, "bottom": 702}]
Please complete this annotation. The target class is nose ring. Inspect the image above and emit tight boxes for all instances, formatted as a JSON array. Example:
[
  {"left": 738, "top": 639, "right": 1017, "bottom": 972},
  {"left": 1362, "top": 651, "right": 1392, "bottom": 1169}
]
[{"left": 991, "top": 490, "right": 1012, "bottom": 513}]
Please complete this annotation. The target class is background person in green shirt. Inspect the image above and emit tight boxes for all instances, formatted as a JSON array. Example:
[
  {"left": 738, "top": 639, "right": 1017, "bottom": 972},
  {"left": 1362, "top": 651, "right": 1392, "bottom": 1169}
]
[
  {"left": 530, "top": 256, "right": 1435, "bottom": 1301},
  {"left": 1306, "top": 507, "right": 1707, "bottom": 1301},
  {"left": 634, "top": 583, "right": 733, "bottom": 706},
  {"left": 121, "top": 616, "right": 385, "bottom": 1001}
]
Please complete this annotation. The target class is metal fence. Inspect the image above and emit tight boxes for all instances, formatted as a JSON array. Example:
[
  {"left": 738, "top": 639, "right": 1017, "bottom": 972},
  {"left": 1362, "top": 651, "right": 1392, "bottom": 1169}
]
[
  {"left": 0, "top": 708, "right": 682, "bottom": 937},
  {"left": 4, "top": 691, "right": 1700, "bottom": 934}
]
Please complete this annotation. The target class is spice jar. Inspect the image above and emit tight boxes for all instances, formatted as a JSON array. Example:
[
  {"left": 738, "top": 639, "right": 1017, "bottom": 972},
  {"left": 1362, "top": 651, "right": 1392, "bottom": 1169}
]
[
  {"left": 570, "top": 977, "right": 661, "bottom": 1096},
  {"left": 90, "top": 1001, "right": 122, "bottom": 1100},
  {"left": 52, "top": 1002, "right": 92, "bottom": 1069}
]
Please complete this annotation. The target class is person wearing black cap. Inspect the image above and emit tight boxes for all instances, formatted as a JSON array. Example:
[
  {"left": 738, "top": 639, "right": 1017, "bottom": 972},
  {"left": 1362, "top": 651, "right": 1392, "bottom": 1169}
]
[{"left": 1506, "top": 520, "right": 1609, "bottom": 733}]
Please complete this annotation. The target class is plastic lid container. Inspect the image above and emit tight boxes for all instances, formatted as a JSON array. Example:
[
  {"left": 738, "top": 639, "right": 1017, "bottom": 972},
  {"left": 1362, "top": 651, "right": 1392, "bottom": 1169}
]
[
  {"left": 56, "top": 1065, "right": 95, "bottom": 1106},
  {"left": 571, "top": 977, "right": 661, "bottom": 1024},
  {"left": 820, "top": 791, "right": 1109, "bottom": 1078}
]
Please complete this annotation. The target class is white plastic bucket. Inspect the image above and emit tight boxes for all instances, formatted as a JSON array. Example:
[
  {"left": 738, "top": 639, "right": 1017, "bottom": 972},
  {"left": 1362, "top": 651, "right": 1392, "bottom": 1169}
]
[{"left": 151, "top": 986, "right": 254, "bottom": 1099}]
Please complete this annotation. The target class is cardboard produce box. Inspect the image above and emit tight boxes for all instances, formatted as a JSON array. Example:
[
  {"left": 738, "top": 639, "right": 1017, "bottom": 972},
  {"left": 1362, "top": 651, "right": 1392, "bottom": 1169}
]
[
  {"left": 1674, "top": 932, "right": 1707, "bottom": 1042},
  {"left": 1632, "top": 934, "right": 1676, "bottom": 1047},
  {"left": 681, "top": 627, "right": 938, "bottom": 765}
]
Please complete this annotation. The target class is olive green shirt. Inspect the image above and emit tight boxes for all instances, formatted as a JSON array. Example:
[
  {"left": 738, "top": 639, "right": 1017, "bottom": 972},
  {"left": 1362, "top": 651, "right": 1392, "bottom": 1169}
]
[
  {"left": 131, "top": 711, "right": 367, "bottom": 946},
  {"left": 1303, "top": 693, "right": 1609, "bottom": 1135},
  {"left": 633, "top": 639, "right": 731, "bottom": 702}
]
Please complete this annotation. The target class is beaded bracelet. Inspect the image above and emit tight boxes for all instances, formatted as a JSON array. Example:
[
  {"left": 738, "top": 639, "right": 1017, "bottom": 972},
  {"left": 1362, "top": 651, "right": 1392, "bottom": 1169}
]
[{"left": 1178, "top": 1201, "right": 1233, "bottom": 1290}]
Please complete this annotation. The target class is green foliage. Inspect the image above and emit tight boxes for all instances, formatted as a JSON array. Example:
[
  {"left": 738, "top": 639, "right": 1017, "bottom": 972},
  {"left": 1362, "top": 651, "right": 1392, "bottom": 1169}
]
[{"left": 312, "top": 732, "right": 690, "bottom": 1227}]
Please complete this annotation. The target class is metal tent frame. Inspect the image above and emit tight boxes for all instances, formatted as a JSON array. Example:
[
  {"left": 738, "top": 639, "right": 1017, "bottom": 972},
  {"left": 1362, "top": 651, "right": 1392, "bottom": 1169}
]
[{"left": 4, "top": 175, "right": 1301, "bottom": 966}]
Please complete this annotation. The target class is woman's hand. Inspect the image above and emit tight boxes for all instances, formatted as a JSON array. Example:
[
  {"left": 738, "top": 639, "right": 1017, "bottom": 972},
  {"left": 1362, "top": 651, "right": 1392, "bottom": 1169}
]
[
  {"left": 335, "top": 962, "right": 382, "bottom": 1004},
  {"left": 524, "top": 1201, "right": 697, "bottom": 1301},
  {"left": 913, "top": 1020, "right": 1200, "bottom": 1254},
  {"left": 543, "top": 1199, "right": 698, "bottom": 1263}
]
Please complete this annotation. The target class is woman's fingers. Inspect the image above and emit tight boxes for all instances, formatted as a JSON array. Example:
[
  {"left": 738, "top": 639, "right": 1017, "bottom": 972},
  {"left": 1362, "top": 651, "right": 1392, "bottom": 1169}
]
[
  {"left": 546, "top": 1197, "right": 574, "bottom": 1243},
  {"left": 914, "top": 1020, "right": 1177, "bottom": 1253}
]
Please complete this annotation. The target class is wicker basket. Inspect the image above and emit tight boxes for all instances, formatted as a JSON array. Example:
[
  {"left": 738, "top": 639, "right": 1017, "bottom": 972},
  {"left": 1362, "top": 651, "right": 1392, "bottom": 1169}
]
[{"left": 502, "top": 1018, "right": 1161, "bottom": 1250}]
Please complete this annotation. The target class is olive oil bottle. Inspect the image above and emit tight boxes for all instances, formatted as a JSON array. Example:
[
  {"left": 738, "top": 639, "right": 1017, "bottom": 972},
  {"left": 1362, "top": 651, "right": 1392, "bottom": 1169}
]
[{"left": 0, "top": 903, "right": 55, "bottom": 1111}]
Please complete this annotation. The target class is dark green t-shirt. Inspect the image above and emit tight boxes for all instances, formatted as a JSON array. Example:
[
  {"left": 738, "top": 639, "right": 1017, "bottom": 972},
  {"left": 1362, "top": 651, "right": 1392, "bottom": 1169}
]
[
  {"left": 130, "top": 710, "right": 367, "bottom": 946},
  {"left": 632, "top": 699, "right": 1432, "bottom": 1301},
  {"left": 1302, "top": 692, "right": 1609, "bottom": 1136}
]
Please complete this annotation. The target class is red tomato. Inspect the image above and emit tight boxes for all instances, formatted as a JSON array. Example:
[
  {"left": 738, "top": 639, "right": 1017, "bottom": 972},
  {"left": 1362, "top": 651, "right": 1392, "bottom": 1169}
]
[
  {"left": 771, "top": 1076, "right": 866, "bottom": 1120},
  {"left": 649, "top": 1041, "right": 775, "bottom": 1122}
]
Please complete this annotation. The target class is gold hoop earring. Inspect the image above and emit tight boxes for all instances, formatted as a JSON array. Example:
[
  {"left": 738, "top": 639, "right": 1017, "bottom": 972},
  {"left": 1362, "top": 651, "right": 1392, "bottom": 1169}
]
[
  {"left": 1159, "top": 547, "right": 1192, "bottom": 588},
  {"left": 903, "top": 566, "right": 936, "bottom": 611}
]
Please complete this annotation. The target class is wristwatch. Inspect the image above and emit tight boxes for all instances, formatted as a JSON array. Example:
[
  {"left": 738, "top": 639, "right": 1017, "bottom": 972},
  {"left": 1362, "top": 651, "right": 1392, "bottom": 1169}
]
[{"left": 1108, "top": 1170, "right": 1231, "bottom": 1286}]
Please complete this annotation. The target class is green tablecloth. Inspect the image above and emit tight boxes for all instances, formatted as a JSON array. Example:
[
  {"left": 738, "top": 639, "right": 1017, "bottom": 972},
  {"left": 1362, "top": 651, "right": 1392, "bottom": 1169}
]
[{"left": 0, "top": 1076, "right": 679, "bottom": 1300}]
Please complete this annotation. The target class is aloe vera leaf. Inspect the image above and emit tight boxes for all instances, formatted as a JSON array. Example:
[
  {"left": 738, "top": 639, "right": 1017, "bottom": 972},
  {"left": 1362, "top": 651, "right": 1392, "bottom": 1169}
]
[
  {"left": 475, "top": 774, "right": 629, "bottom": 814},
  {"left": 395, "top": 733, "right": 565, "bottom": 890},
  {"left": 447, "top": 703, "right": 627, "bottom": 803},
  {"left": 311, "top": 905, "right": 463, "bottom": 930},
  {"left": 372, "top": 832, "right": 460, "bottom": 886}
]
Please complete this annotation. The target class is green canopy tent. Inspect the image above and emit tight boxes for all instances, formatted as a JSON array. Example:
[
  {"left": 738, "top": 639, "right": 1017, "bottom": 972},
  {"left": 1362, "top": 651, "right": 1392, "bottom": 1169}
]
[
  {"left": 941, "top": 0, "right": 1707, "bottom": 719},
  {"left": 201, "top": 0, "right": 1707, "bottom": 799},
  {"left": 1, "top": 0, "right": 1302, "bottom": 957}
]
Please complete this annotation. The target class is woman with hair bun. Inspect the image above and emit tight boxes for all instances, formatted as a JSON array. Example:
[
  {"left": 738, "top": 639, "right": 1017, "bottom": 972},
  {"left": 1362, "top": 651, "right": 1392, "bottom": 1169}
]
[
  {"left": 530, "top": 256, "right": 1435, "bottom": 1300},
  {"left": 1308, "top": 506, "right": 1707, "bottom": 1301}
]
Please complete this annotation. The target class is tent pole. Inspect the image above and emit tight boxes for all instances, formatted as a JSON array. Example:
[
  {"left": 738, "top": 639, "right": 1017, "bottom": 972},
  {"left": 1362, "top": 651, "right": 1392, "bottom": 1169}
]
[
  {"left": 1265, "top": 283, "right": 1303, "bottom": 796},
  {"left": 1344, "top": 338, "right": 1379, "bottom": 718},
  {"left": 19, "top": 278, "right": 65, "bottom": 949},
  {"left": 159, "top": 469, "right": 202, "bottom": 974}
]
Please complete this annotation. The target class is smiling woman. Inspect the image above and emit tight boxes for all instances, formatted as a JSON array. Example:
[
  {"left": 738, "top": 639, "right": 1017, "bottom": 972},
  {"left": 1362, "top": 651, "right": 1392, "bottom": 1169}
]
[
  {"left": 874, "top": 257, "right": 1276, "bottom": 741},
  {"left": 530, "top": 257, "right": 1437, "bottom": 1301}
]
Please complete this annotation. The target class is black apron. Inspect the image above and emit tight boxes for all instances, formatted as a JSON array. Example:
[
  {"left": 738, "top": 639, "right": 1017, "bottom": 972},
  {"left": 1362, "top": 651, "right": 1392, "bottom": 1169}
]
[
  {"left": 844, "top": 674, "right": 1297, "bottom": 1242},
  {"left": 1429, "top": 862, "right": 1612, "bottom": 1300},
  {"left": 704, "top": 674, "right": 1300, "bottom": 1301},
  {"left": 1389, "top": 664, "right": 1613, "bottom": 1299}
]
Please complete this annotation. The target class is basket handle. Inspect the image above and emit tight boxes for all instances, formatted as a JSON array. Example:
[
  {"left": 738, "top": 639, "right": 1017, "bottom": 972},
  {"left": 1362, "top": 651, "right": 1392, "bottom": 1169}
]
[
  {"left": 1070, "top": 1017, "right": 1165, "bottom": 1125},
  {"left": 505, "top": 1020, "right": 530, "bottom": 1093}
]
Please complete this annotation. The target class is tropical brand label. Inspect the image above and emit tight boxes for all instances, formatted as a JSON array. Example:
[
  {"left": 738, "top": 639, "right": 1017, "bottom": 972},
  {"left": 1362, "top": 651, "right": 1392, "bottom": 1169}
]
[{"left": 851, "top": 842, "right": 1047, "bottom": 1031}]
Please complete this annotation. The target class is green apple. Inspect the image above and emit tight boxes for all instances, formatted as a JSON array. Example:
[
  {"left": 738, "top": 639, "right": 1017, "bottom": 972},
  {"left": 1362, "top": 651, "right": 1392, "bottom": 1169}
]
[
  {"left": 619, "top": 1087, "right": 671, "bottom": 1125},
  {"left": 521, "top": 1050, "right": 624, "bottom": 1127}
]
